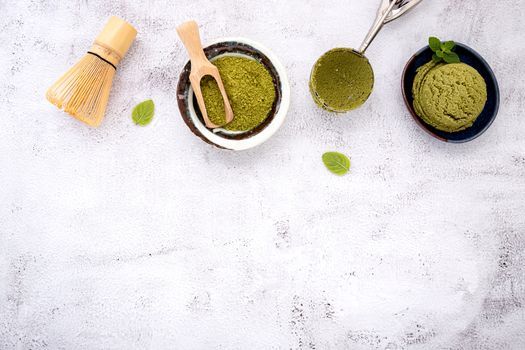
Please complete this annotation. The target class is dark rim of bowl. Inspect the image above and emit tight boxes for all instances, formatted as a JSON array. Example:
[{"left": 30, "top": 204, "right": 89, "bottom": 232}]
[
  {"left": 176, "top": 41, "right": 283, "bottom": 147},
  {"left": 401, "top": 43, "right": 500, "bottom": 143}
]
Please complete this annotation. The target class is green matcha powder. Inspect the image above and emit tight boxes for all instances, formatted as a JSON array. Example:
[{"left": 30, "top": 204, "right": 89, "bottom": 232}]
[{"left": 200, "top": 56, "right": 276, "bottom": 132}]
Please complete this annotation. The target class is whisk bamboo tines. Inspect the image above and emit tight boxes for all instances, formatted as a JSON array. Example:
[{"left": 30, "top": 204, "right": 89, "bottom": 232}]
[{"left": 46, "top": 16, "right": 137, "bottom": 127}]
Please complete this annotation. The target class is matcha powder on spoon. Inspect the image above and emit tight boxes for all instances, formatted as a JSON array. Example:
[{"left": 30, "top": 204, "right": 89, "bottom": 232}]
[{"left": 200, "top": 56, "right": 276, "bottom": 132}]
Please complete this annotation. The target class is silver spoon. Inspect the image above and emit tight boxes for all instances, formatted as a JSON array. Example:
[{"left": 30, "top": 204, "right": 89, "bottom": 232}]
[{"left": 309, "top": 0, "right": 423, "bottom": 113}]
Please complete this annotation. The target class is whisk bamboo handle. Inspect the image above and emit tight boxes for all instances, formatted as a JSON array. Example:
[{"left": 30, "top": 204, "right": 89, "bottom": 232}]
[
  {"left": 84, "top": 16, "right": 138, "bottom": 68},
  {"left": 95, "top": 16, "right": 137, "bottom": 61},
  {"left": 88, "top": 43, "right": 121, "bottom": 68}
]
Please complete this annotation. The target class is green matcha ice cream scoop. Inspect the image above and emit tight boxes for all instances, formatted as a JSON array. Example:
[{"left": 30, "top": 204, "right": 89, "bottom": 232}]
[
  {"left": 310, "top": 0, "right": 423, "bottom": 112},
  {"left": 412, "top": 62, "right": 487, "bottom": 132}
]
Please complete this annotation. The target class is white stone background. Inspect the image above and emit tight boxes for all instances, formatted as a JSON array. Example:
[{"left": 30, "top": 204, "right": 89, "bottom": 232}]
[{"left": 1, "top": 0, "right": 524, "bottom": 349}]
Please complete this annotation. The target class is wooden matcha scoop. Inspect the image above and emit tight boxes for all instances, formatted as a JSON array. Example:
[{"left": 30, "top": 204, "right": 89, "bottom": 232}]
[{"left": 177, "top": 21, "right": 233, "bottom": 128}]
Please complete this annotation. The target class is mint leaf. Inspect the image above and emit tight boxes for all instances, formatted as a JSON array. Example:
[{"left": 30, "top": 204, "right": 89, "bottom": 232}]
[
  {"left": 132, "top": 99, "right": 155, "bottom": 126},
  {"left": 442, "top": 40, "right": 456, "bottom": 52},
  {"left": 428, "top": 37, "right": 461, "bottom": 64},
  {"left": 443, "top": 51, "right": 460, "bottom": 63},
  {"left": 322, "top": 152, "right": 350, "bottom": 176},
  {"left": 429, "top": 37, "right": 441, "bottom": 52}
]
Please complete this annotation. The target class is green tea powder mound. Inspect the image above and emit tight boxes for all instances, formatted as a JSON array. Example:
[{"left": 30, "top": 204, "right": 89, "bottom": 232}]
[{"left": 200, "top": 56, "right": 276, "bottom": 132}]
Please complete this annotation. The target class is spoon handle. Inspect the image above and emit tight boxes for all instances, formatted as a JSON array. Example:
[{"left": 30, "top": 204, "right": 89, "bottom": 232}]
[
  {"left": 358, "top": 0, "right": 400, "bottom": 54},
  {"left": 383, "top": 0, "right": 423, "bottom": 24},
  {"left": 176, "top": 20, "right": 208, "bottom": 63}
]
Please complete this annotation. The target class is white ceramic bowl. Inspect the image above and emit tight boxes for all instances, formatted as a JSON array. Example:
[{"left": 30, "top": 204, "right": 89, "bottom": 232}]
[{"left": 176, "top": 37, "right": 290, "bottom": 150}]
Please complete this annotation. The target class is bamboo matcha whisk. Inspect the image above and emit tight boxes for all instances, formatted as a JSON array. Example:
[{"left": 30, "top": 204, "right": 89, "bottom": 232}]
[{"left": 46, "top": 16, "right": 137, "bottom": 127}]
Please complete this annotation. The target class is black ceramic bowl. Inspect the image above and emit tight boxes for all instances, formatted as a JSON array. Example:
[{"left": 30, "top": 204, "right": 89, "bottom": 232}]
[
  {"left": 402, "top": 43, "right": 500, "bottom": 143},
  {"left": 176, "top": 37, "right": 290, "bottom": 150}
]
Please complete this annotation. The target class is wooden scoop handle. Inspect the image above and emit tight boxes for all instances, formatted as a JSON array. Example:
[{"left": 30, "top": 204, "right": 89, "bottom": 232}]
[
  {"left": 176, "top": 21, "right": 208, "bottom": 63},
  {"left": 177, "top": 20, "right": 234, "bottom": 129}
]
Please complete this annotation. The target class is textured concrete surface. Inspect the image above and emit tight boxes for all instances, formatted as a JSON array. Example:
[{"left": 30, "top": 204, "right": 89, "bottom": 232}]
[{"left": 1, "top": 0, "right": 524, "bottom": 349}]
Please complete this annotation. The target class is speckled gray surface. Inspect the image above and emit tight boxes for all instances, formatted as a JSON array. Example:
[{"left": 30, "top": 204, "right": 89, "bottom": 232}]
[{"left": 1, "top": 1, "right": 524, "bottom": 349}]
